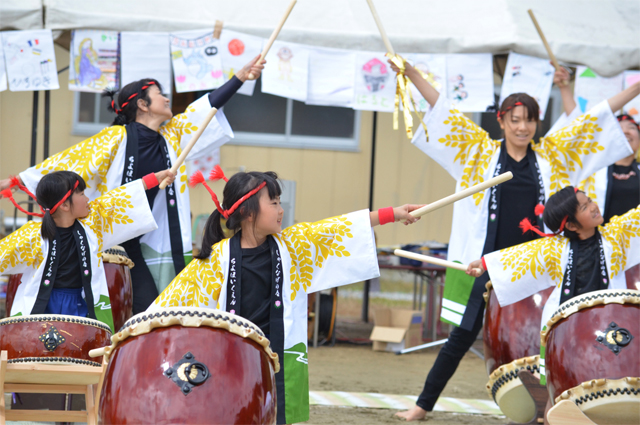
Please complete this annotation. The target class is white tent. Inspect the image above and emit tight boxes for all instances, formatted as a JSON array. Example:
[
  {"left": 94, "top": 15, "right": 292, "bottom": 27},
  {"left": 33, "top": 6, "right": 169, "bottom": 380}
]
[
  {"left": 0, "top": 0, "right": 43, "bottom": 31},
  {"left": 1, "top": 0, "right": 639, "bottom": 75},
  {"left": 39, "top": 0, "right": 640, "bottom": 77}
]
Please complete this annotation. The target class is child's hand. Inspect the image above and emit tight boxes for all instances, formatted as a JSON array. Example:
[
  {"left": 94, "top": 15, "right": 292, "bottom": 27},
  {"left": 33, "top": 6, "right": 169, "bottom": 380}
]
[
  {"left": 553, "top": 66, "right": 570, "bottom": 87},
  {"left": 466, "top": 259, "right": 485, "bottom": 277},
  {"left": 393, "top": 204, "right": 425, "bottom": 225},
  {"left": 155, "top": 169, "right": 176, "bottom": 187}
]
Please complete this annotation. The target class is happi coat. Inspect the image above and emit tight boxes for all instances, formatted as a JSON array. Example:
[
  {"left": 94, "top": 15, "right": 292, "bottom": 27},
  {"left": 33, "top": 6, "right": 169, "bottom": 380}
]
[
  {"left": 152, "top": 210, "right": 379, "bottom": 424},
  {"left": 19, "top": 95, "right": 233, "bottom": 292},
  {"left": 0, "top": 180, "right": 157, "bottom": 331},
  {"left": 483, "top": 205, "right": 640, "bottom": 330},
  {"left": 411, "top": 95, "right": 633, "bottom": 330}
]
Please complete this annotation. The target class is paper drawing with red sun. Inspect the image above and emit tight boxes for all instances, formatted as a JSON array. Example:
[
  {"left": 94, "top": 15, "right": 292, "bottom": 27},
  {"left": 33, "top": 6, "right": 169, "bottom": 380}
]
[{"left": 228, "top": 39, "right": 245, "bottom": 56}]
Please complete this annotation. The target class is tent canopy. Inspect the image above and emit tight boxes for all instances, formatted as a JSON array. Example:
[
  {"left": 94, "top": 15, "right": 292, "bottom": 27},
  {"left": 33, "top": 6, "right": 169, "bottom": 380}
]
[
  {"left": 0, "top": 0, "right": 43, "bottom": 31},
  {"left": 4, "top": 0, "right": 640, "bottom": 77}
]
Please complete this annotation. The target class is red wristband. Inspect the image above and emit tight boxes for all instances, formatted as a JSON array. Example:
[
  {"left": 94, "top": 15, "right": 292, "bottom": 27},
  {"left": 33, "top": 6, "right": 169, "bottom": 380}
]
[
  {"left": 142, "top": 173, "right": 159, "bottom": 190},
  {"left": 481, "top": 256, "right": 487, "bottom": 272},
  {"left": 378, "top": 207, "right": 395, "bottom": 225}
]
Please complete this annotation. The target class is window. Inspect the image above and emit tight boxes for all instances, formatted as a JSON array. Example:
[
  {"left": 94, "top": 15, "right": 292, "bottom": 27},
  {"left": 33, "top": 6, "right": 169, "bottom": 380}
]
[
  {"left": 72, "top": 79, "right": 362, "bottom": 152},
  {"left": 222, "top": 78, "right": 361, "bottom": 151}
]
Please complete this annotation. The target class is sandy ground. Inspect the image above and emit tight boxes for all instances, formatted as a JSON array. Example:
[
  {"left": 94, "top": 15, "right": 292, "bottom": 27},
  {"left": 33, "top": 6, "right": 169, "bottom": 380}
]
[{"left": 305, "top": 320, "right": 508, "bottom": 424}]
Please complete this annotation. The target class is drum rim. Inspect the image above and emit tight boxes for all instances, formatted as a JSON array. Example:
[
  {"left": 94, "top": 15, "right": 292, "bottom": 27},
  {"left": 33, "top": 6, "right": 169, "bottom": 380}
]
[
  {"left": 7, "top": 356, "right": 102, "bottom": 367},
  {"left": 486, "top": 355, "right": 540, "bottom": 402},
  {"left": 101, "top": 245, "right": 135, "bottom": 269},
  {"left": 541, "top": 289, "right": 640, "bottom": 345},
  {"left": 482, "top": 280, "right": 493, "bottom": 302},
  {"left": 104, "top": 307, "right": 280, "bottom": 372},
  {"left": 0, "top": 314, "right": 112, "bottom": 334},
  {"left": 555, "top": 376, "right": 640, "bottom": 406}
]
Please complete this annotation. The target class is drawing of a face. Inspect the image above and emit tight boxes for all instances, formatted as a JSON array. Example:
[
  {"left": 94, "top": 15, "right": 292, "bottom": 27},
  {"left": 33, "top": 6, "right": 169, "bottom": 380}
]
[
  {"left": 277, "top": 47, "right": 293, "bottom": 62},
  {"left": 362, "top": 58, "right": 388, "bottom": 92}
]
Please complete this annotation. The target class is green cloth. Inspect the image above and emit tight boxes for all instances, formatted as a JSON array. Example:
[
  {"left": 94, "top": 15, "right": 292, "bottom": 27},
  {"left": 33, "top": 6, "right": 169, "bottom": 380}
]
[{"left": 440, "top": 265, "right": 475, "bottom": 327}]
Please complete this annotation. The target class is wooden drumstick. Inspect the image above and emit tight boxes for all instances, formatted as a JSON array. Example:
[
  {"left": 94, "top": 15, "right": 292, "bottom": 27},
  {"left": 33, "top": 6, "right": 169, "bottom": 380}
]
[
  {"left": 159, "top": 107, "right": 218, "bottom": 190},
  {"left": 408, "top": 172, "right": 513, "bottom": 219},
  {"left": 89, "top": 347, "right": 107, "bottom": 358},
  {"left": 365, "top": 0, "right": 395, "bottom": 55},
  {"left": 394, "top": 249, "right": 483, "bottom": 275},
  {"left": 247, "top": 0, "right": 298, "bottom": 79},
  {"left": 527, "top": 9, "right": 560, "bottom": 71}
]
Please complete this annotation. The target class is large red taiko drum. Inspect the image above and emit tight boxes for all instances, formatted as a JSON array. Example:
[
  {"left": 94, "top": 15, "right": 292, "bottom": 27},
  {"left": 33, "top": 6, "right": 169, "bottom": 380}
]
[
  {"left": 542, "top": 289, "right": 640, "bottom": 425},
  {"left": 97, "top": 307, "right": 279, "bottom": 425},
  {"left": 0, "top": 314, "right": 112, "bottom": 367},
  {"left": 6, "top": 246, "right": 134, "bottom": 332},
  {"left": 483, "top": 281, "right": 554, "bottom": 423}
]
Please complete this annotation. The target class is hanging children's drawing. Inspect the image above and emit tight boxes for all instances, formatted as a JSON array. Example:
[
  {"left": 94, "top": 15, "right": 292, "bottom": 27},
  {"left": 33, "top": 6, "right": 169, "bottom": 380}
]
[
  {"left": 68, "top": 30, "right": 119, "bottom": 93},
  {"left": 574, "top": 66, "right": 624, "bottom": 113},
  {"left": 170, "top": 29, "right": 225, "bottom": 93},
  {"left": 500, "top": 52, "right": 554, "bottom": 119},
  {"left": 120, "top": 31, "right": 172, "bottom": 93},
  {"left": 0, "top": 42, "right": 7, "bottom": 92},
  {"left": 401, "top": 53, "right": 447, "bottom": 112},
  {"left": 445, "top": 53, "right": 493, "bottom": 112},
  {"left": 219, "top": 29, "right": 263, "bottom": 96},
  {"left": 306, "top": 47, "right": 355, "bottom": 107},
  {"left": 353, "top": 53, "right": 396, "bottom": 112},
  {"left": 262, "top": 40, "right": 309, "bottom": 102},
  {"left": 2, "top": 29, "right": 60, "bottom": 92}
]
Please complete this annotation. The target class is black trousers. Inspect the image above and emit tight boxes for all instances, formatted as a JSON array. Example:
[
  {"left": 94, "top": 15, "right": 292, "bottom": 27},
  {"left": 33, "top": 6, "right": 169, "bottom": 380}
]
[
  {"left": 121, "top": 237, "right": 159, "bottom": 315},
  {"left": 416, "top": 296, "right": 485, "bottom": 411}
]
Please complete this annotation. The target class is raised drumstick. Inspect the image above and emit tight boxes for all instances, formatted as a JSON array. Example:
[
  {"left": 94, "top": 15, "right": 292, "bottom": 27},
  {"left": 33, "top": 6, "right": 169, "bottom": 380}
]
[
  {"left": 365, "top": 0, "right": 395, "bottom": 55},
  {"left": 159, "top": 107, "right": 218, "bottom": 190},
  {"left": 247, "top": 0, "right": 298, "bottom": 79},
  {"left": 527, "top": 9, "right": 560, "bottom": 71},
  {"left": 408, "top": 172, "right": 513, "bottom": 219},
  {"left": 394, "top": 249, "right": 483, "bottom": 274}
]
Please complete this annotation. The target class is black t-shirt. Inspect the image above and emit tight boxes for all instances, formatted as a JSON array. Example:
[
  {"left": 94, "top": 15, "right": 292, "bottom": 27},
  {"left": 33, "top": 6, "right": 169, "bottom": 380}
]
[
  {"left": 239, "top": 240, "right": 272, "bottom": 335},
  {"left": 604, "top": 163, "right": 640, "bottom": 224},
  {"left": 494, "top": 152, "right": 540, "bottom": 250},
  {"left": 574, "top": 233, "right": 602, "bottom": 296},
  {"left": 54, "top": 226, "right": 83, "bottom": 289}
]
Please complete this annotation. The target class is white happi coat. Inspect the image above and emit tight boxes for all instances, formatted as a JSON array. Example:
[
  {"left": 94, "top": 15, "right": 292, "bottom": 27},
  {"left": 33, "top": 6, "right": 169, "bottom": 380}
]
[
  {"left": 411, "top": 95, "right": 632, "bottom": 273},
  {"left": 0, "top": 180, "right": 157, "bottom": 330},
  {"left": 151, "top": 210, "right": 379, "bottom": 424},
  {"left": 484, "top": 206, "right": 640, "bottom": 330},
  {"left": 19, "top": 95, "right": 233, "bottom": 291}
]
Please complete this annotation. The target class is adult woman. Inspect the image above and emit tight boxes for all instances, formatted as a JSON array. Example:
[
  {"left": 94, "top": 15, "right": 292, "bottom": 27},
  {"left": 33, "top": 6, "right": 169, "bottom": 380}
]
[
  {"left": 0, "top": 56, "right": 265, "bottom": 314},
  {"left": 389, "top": 58, "right": 639, "bottom": 421}
]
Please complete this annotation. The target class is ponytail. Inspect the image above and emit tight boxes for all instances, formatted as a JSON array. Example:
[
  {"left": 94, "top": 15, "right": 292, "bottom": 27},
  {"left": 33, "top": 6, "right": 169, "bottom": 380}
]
[
  {"left": 40, "top": 210, "right": 57, "bottom": 241},
  {"left": 195, "top": 210, "right": 226, "bottom": 260}
]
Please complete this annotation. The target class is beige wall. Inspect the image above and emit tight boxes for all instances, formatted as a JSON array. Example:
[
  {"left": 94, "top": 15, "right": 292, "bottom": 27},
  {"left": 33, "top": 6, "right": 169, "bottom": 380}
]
[{"left": 0, "top": 44, "right": 455, "bottom": 246}]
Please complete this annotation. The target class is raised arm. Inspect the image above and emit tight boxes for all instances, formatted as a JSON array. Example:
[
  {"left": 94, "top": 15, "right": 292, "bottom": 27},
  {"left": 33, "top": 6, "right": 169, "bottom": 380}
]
[
  {"left": 554, "top": 66, "right": 576, "bottom": 116},
  {"left": 608, "top": 81, "right": 640, "bottom": 113},
  {"left": 388, "top": 59, "right": 439, "bottom": 107},
  {"left": 208, "top": 54, "right": 265, "bottom": 109}
]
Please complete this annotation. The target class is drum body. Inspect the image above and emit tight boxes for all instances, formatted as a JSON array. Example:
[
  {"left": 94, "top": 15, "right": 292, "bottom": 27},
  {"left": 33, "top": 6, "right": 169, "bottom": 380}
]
[
  {"left": 483, "top": 282, "right": 553, "bottom": 423},
  {"left": 543, "top": 289, "right": 640, "bottom": 425},
  {"left": 5, "top": 246, "right": 133, "bottom": 331},
  {"left": 98, "top": 308, "right": 278, "bottom": 425},
  {"left": 101, "top": 247, "right": 134, "bottom": 331},
  {"left": 0, "top": 315, "right": 112, "bottom": 367}
]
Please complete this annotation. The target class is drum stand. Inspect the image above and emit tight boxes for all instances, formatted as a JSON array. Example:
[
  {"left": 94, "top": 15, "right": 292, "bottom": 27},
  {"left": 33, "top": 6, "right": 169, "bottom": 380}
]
[
  {"left": 0, "top": 351, "right": 105, "bottom": 425},
  {"left": 512, "top": 370, "right": 548, "bottom": 425}
]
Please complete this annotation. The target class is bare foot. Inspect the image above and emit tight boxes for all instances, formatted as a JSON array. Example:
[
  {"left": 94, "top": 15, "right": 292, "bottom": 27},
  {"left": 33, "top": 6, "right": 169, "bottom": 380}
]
[{"left": 394, "top": 405, "right": 427, "bottom": 421}]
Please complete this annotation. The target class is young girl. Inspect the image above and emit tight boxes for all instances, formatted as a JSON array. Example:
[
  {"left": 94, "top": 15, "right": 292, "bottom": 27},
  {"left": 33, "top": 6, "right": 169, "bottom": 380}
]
[
  {"left": 389, "top": 59, "right": 640, "bottom": 421},
  {"left": 0, "top": 55, "right": 265, "bottom": 314},
  {"left": 151, "top": 167, "right": 422, "bottom": 424},
  {"left": 0, "top": 169, "right": 174, "bottom": 331},
  {"left": 467, "top": 187, "right": 639, "bottom": 329}
]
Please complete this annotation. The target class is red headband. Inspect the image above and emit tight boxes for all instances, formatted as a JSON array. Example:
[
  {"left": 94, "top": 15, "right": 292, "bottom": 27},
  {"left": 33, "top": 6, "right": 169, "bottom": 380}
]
[
  {"left": 618, "top": 114, "right": 640, "bottom": 130},
  {"left": 0, "top": 177, "right": 79, "bottom": 218},
  {"left": 113, "top": 81, "right": 156, "bottom": 114},
  {"left": 519, "top": 188, "right": 579, "bottom": 238},
  {"left": 497, "top": 101, "right": 524, "bottom": 119},
  {"left": 189, "top": 165, "right": 266, "bottom": 220}
]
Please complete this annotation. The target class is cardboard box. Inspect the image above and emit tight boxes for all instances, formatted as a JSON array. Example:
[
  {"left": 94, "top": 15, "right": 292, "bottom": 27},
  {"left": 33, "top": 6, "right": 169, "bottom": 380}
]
[{"left": 369, "top": 309, "right": 424, "bottom": 352}]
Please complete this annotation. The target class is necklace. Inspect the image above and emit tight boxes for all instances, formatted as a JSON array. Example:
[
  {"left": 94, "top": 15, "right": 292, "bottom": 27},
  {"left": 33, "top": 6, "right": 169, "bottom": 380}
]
[{"left": 612, "top": 169, "right": 637, "bottom": 180}]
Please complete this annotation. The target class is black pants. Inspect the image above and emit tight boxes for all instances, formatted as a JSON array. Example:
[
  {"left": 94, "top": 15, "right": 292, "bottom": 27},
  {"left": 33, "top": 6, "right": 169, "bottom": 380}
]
[
  {"left": 121, "top": 237, "right": 159, "bottom": 315},
  {"left": 416, "top": 296, "right": 485, "bottom": 411}
]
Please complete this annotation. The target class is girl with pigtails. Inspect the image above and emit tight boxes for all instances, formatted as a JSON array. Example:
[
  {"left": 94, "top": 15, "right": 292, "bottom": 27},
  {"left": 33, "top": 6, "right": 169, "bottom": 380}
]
[
  {"left": 0, "top": 169, "right": 175, "bottom": 331},
  {"left": 0, "top": 55, "right": 265, "bottom": 314},
  {"left": 151, "top": 166, "right": 424, "bottom": 424}
]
